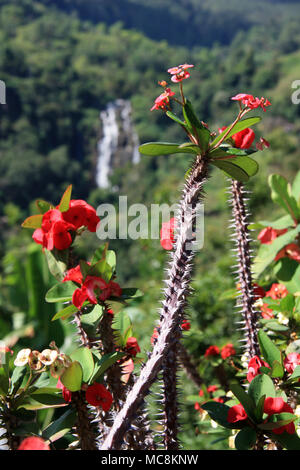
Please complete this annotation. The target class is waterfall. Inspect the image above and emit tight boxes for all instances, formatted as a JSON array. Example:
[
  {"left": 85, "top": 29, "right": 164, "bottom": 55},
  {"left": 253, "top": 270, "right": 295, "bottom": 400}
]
[{"left": 96, "top": 99, "right": 140, "bottom": 188}]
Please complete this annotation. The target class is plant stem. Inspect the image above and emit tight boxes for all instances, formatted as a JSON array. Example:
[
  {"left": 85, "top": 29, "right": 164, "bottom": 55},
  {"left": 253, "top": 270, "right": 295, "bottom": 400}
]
[{"left": 100, "top": 153, "right": 210, "bottom": 449}]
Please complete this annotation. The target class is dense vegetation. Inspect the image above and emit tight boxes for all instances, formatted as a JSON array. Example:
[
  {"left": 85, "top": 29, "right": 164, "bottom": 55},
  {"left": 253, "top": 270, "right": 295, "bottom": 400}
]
[{"left": 1, "top": 0, "right": 300, "bottom": 449}]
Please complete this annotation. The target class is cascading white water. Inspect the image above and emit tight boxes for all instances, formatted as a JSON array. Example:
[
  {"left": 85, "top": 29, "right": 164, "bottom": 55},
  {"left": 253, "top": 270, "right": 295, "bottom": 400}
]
[{"left": 96, "top": 99, "right": 140, "bottom": 189}]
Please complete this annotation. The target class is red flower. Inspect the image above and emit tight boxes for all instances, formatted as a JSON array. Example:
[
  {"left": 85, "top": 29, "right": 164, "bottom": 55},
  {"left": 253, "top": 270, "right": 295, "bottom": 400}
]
[
  {"left": 125, "top": 337, "right": 141, "bottom": 357},
  {"left": 181, "top": 320, "right": 191, "bottom": 331},
  {"left": 207, "top": 385, "right": 218, "bottom": 393},
  {"left": 231, "top": 93, "right": 271, "bottom": 112},
  {"left": 64, "top": 265, "right": 122, "bottom": 309},
  {"left": 232, "top": 128, "right": 255, "bottom": 149},
  {"left": 213, "top": 397, "right": 224, "bottom": 403},
  {"left": 257, "top": 227, "right": 287, "bottom": 245},
  {"left": 18, "top": 437, "right": 50, "bottom": 450},
  {"left": 247, "top": 356, "right": 270, "bottom": 383},
  {"left": 275, "top": 243, "right": 300, "bottom": 263},
  {"left": 63, "top": 265, "right": 84, "bottom": 285},
  {"left": 284, "top": 353, "right": 300, "bottom": 374},
  {"left": 167, "top": 64, "right": 194, "bottom": 83},
  {"left": 256, "top": 137, "right": 270, "bottom": 151},
  {"left": 253, "top": 283, "right": 266, "bottom": 301},
  {"left": 33, "top": 209, "right": 75, "bottom": 251},
  {"left": 150, "top": 88, "right": 175, "bottom": 111},
  {"left": 151, "top": 327, "right": 159, "bottom": 346},
  {"left": 56, "top": 378, "right": 72, "bottom": 403},
  {"left": 263, "top": 397, "right": 295, "bottom": 434},
  {"left": 260, "top": 303, "right": 274, "bottom": 320},
  {"left": 204, "top": 345, "right": 220, "bottom": 357},
  {"left": 227, "top": 403, "right": 248, "bottom": 423},
  {"left": 266, "top": 283, "right": 288, "bottom": 300},
  {"left": 160, "top": 217, "right": 176, "bottom": 250},
  {"left": 221, "top": 343, "right": 236, "bottom": 359},
  {"left": 85, "top": 383, "right": 113, "bottom": 411},
  {"left": 62, "top": 200, "right": 100, "bottom": 232}
]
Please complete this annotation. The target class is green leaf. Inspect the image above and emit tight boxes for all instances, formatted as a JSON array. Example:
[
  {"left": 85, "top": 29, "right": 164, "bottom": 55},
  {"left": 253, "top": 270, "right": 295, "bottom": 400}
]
[
  {"left": 270, "top": 360, "right": 284, "bottom": 379},
  {"left": 166, "top": 111, "right": 186, "bottom": 127},
  {"left": 235, "top": 427, "right": 257, "bottom": 450},
  {"left": 42, "top": 408, "right": 77, "bottom": 443},
  {"left": 274, "top": 258, "right": 300, "bottom": 295},
  {"left": 51, "top": 303, "right": 79, "bottom": 321},
  {"left": 258, "top": 412, "right": 297, "bottom": 431},
  {"left": 211, "top": 116, "right": 262, "bottom": 147},
  {"left": 201, "top": 401, "right": 238, "bottom": 429},
  {"left": 258, "top": 330, "right": 282, "bottom": 367},
  {"left": 263, "top": 321, "right": 289, "bottom": 333},
  {"left": 269, "top": 174, "right": 300, "bottom": 220},
  {"left": 60, "top": 361, "right": 83, "bottom": 392},
  {"left": 139, "top": 142, "right": 197, "bottom": 156},
  {"left": 183, "top": 100, "right": 211, "bottom": 152},
  {"left": 58, "top": 185, "right": 72, "bottom": 212},
  {"left": 254, "top": 395, "right": 266, "bottom": 422},
  {"left": 36, "top": 200, "right": 54, "bottom": 214},
  {"left": 45, "top": 282, "right": 76, "bottom": 303},
  {"left": 253, "top": 226, "right": 300, "bottom": 278},
  {"left": 91, "top": 244, "right": 108, "bottom": 265},
  {"left": 0, "top": 373, "right": 9, "bottom": 395},
  {"left": 250, "top": 215, "right": 294, "bottom": 231},
  {"left": 273, "top": 432, "right": 300, "bottom": 450},
  {"left": 248, "top": 374, "right": 276, "bottom": 405},
  {"left": 90, "top": 351, "right": 125, "bottom": 383},
  {"left": 112, "top": 312, "right": 133, "bottom": 347},
  {"left": 210, "top": 146, "right": 256, "bottom": 159},
  {"left": 287, "top": 365, "right": 300, "bottom": 382},
  {"left": 211, "top": 156, "right": 258, "bottom": 182},
  {"left": 230, "top": 382, "right": 256, "bottom": 420},
  {"left": 291, "top": 170, "right": 300, "bottom": 204},
  {"left": 18, "top": 394, "right": 67, "bottom": 411},
  {"left": 44, "top": 248, "right": 68, "bottom": 282},
  {"left": 11, "top": 366, "right": 27, "bottom": 393},
  {"left": 70, "top": 348, "right": 94, "bottom": 382},
  {"left": 21, "top": 214, "right": 43, "bottom": 229}
]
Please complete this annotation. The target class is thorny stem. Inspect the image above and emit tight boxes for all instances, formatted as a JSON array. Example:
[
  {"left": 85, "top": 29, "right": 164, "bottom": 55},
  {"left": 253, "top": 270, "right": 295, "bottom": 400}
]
[
  {"left": 177, "top": 342, "right": 203, "bottom": 388},
  {"left": 229, "top": 180, "right": 260, "bottom": 358},
  {"left": 100, "top": 153, "right": 210, "bottom": 449}
]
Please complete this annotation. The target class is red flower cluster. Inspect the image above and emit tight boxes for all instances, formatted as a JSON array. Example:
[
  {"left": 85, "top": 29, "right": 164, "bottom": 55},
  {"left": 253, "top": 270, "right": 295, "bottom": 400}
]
[
  {"left": 181, "top": 320, "right": 191, "bottom": 331},
  {"left": 204, "top": 343, "right": 236, "bottom": 359},
  {"left": 247, "top": 356, "right": 270, "bottom": 383},
  {"left": 85, "top": 383, "right": 113, "bottom": 411},
  {"left": 151, "top": 88, "right": 175, "bottom": 111},
  {"left": 63, "top": 265, "right": 122, "bottom": 310},
  {"left": 160, "top": 217, "right": 176, "bottom": 250},
  {"left": 275, "top": 243, "right": 300, "bottom": 263},
  {"left": 257, "top": 227, "right": 287, "bottom": 245},
  {"left": 227, "top": 398, "right": 295, "bottom": 435},
  {"left": 125, "top": 337, "right": 141, "bottom": 357},
  {"left": 167, "top": 64, "right": 194, "bottom": 83},
  {"left": 260, "top": 303, "right": 274, "bottom": 320},
  {"left": 227, "top": 403, "right": 248, "bottom": 423},
  {"left": 266, "top": 283, "right": 288, "bottom": 300},
  {"left": 231, "top": 93, "right": 271, "bottom": 112},
  {"left": 264, "top": 397, "right": 295, "bottom": 435},
  {"left": 18, "top": 437, "right": 50, "bottom": 450},
  {"left": 61, "top": 200, "right": 100, "bottom": 232},
  {"left": 221, "top": 343, "right": 236, "bottom": 359},
  {"left": 32, "top": 200, "right": 100, "bottom": 251},
  {"left": 284, "top": 353, "right": 300, "bottom": 374}
]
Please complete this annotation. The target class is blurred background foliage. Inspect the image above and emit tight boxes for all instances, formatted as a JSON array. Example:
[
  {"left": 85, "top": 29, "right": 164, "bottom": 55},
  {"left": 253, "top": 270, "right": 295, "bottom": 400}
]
[{"left": 1, "top": 0, "right": 300, "bottom": 449}]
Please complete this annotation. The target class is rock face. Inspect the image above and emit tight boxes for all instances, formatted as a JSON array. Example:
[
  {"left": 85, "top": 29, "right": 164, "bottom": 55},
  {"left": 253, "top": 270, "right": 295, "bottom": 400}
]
[{"left": 96, "top": 100, "right": 140, "bottom": 188}]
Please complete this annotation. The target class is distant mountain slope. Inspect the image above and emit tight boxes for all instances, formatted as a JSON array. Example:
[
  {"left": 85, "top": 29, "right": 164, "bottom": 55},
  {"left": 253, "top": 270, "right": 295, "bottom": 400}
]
[{"left": 36, "top": 0, "right": 300, "bottom": 48}]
